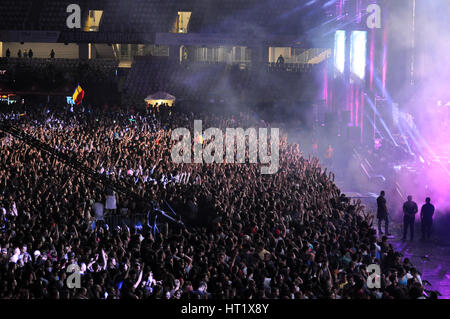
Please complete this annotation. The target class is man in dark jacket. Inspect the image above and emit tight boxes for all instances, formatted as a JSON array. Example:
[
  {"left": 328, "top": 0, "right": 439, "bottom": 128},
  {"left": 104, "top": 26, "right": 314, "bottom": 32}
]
[
  {"left": 377, "top": 191, "right": 390, "bottom": 236},
  {"left": 402, "top": 195, "right": 418, "bottom": 241},
  {"left": 420, "top": 197, "right": 435, "bottom": 240}
]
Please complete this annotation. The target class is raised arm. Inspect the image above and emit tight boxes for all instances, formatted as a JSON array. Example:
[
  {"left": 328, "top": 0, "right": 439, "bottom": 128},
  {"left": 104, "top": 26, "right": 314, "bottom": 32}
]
[
  {"left": 101, "top": 249, "right": 108, "bottom": 271},
  {"left": 133, "top": 264, "right": 144, "bottom": 289}
]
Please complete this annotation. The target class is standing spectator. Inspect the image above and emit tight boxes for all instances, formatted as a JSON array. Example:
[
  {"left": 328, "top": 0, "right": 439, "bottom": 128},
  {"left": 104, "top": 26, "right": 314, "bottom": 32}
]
[
  {"left": 402, "top": 195, "right": 418, "bottom": 241},
  {"left": 105, "top": 188, "right": 117, "bottom": 214},
  {"left": 276, "top": 54, "right": 285, "bottom": 65},
  {"left": 50, "top": 49, "right": 55, "bottom": 59},
  {"left": 93, "top": 197, "right": 105, "bottom": 228},
  {"left": 377, "top": 190, "right": 390, "bottom": 236},
  {"left": 420, "top": 197, "right": 435, "bottom": 240},
  {"left": 24, "top": 49, "right": 28, "bottom": 58},
  {"left": 324, "top": 144, "right": 334, "bottom": 168},
  {"left": 17, "top": 49, "right": 22, "bottom": 58},
  {"left": 28, "top": 49, "right": 33, "bottom": 59},
  {"left": 312, "top": 139, "right": 319, "bottom": 157},
  {"left": 5, "top": 48, "right": 10, "bottom": 58}
]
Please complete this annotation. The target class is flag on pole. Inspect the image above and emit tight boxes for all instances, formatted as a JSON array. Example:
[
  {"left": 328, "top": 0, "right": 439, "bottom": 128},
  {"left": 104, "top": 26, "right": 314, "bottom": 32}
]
[{"left": 72, "top": 84, "right": 85, "bottom": 105}]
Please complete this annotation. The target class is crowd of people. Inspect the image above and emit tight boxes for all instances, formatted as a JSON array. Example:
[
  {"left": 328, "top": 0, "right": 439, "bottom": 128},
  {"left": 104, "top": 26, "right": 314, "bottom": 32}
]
[{"left": 0, "top": 101, "right": 438, "bottom": 299}]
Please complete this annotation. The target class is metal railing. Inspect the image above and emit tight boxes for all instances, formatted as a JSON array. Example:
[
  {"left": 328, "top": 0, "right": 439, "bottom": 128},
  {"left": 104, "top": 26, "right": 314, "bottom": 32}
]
[{"left": 104, "top": 213, "right": 148, "bottom": 229}]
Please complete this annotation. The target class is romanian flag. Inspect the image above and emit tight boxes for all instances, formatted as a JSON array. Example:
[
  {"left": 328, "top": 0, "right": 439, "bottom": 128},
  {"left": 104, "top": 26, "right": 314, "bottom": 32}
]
[
  {"left": 72, "top": 84, "right": 85, "bottom": 105},
  {"left": 195, "top": 134, "right": 204, "bottom": 144}
]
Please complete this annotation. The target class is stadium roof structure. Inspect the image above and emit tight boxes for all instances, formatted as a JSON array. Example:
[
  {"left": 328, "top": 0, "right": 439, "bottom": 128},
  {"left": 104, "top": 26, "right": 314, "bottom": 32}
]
[{"left": 0, "top": 0, "right": 336, "bottom": 46}]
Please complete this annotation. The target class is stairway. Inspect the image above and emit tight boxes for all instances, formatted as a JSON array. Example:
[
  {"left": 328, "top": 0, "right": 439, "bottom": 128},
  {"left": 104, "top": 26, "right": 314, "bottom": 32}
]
[
  {"left": 294, "top": 48, "right": 331, "bottom": 64},
  {"left": 93, "top": 44, "right": 115, "bottom": 59}
]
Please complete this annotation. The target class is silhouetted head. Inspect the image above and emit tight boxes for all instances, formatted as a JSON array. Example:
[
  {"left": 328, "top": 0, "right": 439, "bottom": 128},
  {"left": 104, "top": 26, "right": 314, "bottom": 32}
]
[
  {"left": 407, "top": 195, "right": 412, "bottom": 201},
  {"left": 380, "top": 191, "right": 385, "bottom": 196},
  {"left": 426, "top": 197, "right": 431, "bottom": 204}
]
